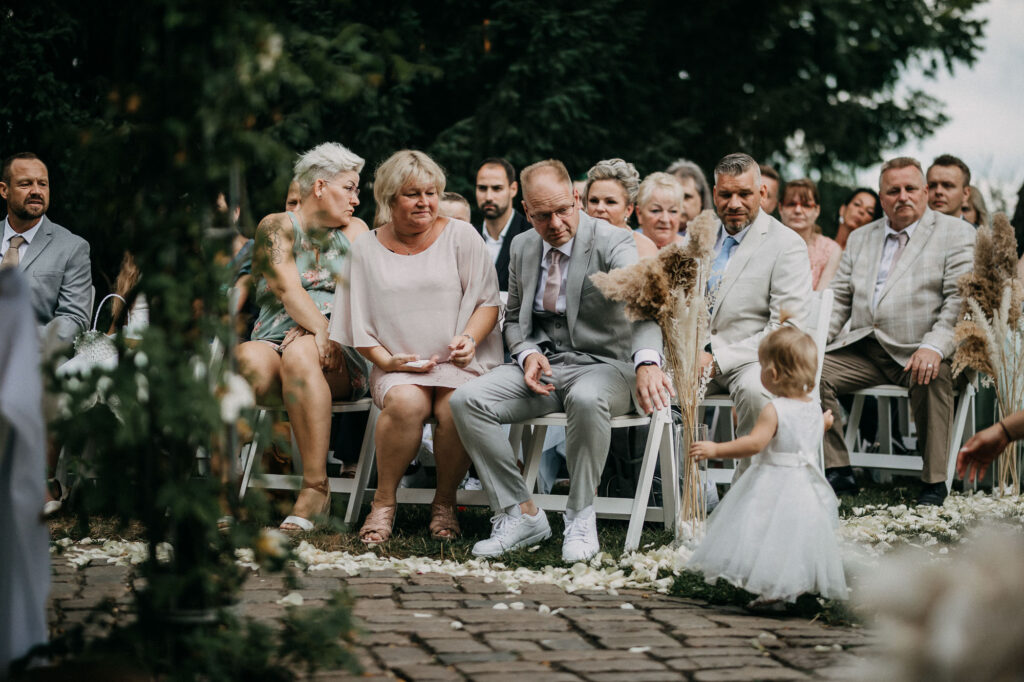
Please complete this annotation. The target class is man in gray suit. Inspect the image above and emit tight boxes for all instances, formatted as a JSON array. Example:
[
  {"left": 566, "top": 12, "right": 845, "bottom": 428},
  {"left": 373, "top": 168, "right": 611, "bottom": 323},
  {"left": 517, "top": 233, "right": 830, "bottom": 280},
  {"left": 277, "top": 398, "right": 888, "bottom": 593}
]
[
  {"left": 451, "top": 159, "right": 673, "bottom": 562},
  {"left": 0, "top": 153, "right": 91, "bottom": 347},
  {"left": 820, "top": 157, "right": 975, "bottom": 505},
  {"left": 701, "top": 154, "right": 813, "bottom": 472}
]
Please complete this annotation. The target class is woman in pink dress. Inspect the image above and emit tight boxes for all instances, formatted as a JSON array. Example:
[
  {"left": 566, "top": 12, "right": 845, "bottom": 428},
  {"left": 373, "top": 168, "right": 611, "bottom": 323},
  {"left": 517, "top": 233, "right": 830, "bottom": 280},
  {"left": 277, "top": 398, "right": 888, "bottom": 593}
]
[
  {"left": 779, "top": 179, "right": 841, "bottom": 291},
  {"left": 330, "top": 150, "right": 502, "bottom": 545}
]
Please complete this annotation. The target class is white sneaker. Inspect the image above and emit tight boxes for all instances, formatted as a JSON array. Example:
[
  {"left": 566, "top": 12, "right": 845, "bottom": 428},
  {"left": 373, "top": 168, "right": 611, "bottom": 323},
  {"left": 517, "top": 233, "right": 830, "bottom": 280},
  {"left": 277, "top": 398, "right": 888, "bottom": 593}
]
[
  {"left": 464, "top": 476, "right": 483, "bottom": 491},
  {"left": 562, "top": 507, "right": 599, "bottom": 563},
  {"left": 472, "top": 508, "right": 551, "bottom": 557}
]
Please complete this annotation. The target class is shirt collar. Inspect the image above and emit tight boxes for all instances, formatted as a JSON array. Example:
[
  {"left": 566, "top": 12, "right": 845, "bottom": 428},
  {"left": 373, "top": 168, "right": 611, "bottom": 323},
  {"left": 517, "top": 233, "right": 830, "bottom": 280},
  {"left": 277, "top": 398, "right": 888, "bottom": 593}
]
[
  {"left": 883, "top": 217, "right": 920, "bottom": 240},
  {"left": 716, "top": 210, "right": 758, "bottom": 247},
  {"left": 541, "top": 236, "right": 574, "bottom": 261},
  {"left": 482, "top": 212, "right": 514, "bottom": 244},
  {"left": 3, "top": 216, "right": 44, "bottom": 248}
]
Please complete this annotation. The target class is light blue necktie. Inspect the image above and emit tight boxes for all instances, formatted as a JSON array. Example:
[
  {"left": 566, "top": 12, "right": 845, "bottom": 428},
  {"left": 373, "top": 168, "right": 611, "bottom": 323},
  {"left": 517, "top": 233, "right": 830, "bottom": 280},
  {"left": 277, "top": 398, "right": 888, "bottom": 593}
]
[{"left": 708, "top": 235, "right": 738, "bottom": 295}]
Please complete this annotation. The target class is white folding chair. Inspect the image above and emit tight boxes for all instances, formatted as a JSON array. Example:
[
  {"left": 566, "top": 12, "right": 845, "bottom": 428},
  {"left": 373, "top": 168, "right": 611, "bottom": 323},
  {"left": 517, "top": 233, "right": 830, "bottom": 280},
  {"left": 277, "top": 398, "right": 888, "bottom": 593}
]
[
  {"left": 701, "top": 289, "right": 834, "bottom": 485},
  {"left": 238, "top": 398, "right": 380, "bottom": 524},
  {"left": 844, "top": 381, "right": 976, "bottom": 491}
]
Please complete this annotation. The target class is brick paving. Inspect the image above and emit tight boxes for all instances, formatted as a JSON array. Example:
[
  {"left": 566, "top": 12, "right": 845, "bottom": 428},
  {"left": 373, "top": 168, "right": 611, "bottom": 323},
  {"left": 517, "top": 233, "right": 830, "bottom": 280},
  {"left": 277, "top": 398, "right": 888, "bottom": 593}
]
[{"left": 48, "top": 562, "right": 877, "bottom": 681}]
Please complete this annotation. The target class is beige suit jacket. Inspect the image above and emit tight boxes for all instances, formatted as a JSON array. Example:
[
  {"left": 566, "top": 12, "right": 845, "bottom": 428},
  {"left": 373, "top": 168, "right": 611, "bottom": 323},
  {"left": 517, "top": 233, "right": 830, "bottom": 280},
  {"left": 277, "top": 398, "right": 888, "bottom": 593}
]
[
  {"left": 826, "top": 208, "right": 976, "bottom": 365},
  {"left": 709, "top": 210, "right": 813, "bottom": 374}
]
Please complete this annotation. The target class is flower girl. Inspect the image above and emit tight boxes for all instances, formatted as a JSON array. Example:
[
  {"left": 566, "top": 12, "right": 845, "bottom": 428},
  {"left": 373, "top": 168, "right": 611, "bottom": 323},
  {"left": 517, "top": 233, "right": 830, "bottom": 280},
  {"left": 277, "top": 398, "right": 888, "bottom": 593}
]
[{"left": 688, "top": 320, "right": 848, "bottom": 604}]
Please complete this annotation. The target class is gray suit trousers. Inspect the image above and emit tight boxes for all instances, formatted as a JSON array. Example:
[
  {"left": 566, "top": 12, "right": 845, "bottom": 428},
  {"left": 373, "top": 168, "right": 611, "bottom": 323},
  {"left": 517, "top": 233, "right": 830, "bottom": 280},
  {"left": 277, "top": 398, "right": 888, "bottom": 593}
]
[
  {"left": 707, "top": 362, "right": 771, "bottom": 479},
  {"left": 451, "top": 356, "right": 632, "bottom": 512}
]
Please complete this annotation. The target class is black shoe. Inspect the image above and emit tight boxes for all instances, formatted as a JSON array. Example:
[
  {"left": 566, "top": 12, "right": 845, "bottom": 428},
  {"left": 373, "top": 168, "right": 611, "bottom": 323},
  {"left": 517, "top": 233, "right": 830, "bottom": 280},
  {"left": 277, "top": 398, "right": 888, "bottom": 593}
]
[
  {"left": 825, "top": 467, "right": 859, "bottom": 495},
  {"left": 917, "top": 482, "right": 948, "bottom": 506}
]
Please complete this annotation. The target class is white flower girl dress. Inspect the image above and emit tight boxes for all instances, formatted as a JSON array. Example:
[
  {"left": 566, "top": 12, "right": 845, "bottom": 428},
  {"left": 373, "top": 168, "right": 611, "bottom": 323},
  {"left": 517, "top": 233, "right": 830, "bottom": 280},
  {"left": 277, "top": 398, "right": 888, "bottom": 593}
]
[{"left": 688, "top": 397, "right": 848, "bottom": 602}]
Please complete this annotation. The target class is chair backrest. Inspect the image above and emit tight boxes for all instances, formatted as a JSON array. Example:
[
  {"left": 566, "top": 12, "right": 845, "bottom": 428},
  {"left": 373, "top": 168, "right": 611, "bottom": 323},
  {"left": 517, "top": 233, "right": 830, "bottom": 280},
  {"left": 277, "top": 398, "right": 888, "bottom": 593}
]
[{"left": 810, "top": 288, "right": 834, "bottom": 400}]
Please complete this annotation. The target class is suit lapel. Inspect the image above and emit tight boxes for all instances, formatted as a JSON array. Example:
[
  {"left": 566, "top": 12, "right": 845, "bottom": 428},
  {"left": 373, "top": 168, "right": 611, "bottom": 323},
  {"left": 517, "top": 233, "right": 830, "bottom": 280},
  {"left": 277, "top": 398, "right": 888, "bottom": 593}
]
[
  {"left": 520, "top": 234, "right": 542, "bottom": 331},
  {"left": 565, "top": 213, "right": 595, "bottom": 332},
  {"left": 19, "top": 216, "right": 52, "bottom": 271},
  {"left": 710, "top": 214, "right": 768, "bottom": 325}
]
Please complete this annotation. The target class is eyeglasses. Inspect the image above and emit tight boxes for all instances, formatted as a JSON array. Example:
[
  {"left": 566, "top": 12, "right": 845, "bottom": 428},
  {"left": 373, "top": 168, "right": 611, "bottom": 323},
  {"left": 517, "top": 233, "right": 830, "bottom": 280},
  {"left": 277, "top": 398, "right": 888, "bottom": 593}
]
[
  {"left": 530, "top": 202, "right": 576, "bottom": 224},
  {"left": 782, "top": 201, "right": 817, "bottom": 209}
]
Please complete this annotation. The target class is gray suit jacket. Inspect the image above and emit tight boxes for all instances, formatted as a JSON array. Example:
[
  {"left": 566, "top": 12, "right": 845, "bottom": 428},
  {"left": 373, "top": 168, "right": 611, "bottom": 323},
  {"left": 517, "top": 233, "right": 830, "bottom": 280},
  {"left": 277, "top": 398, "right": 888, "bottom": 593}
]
[
  {"left": 826, "top": 208, "right": 975, "bottom": 365},
  {"left": 504, "top": 212, "right": 662, "bottom": 385},
  {"left": 14, "top": 216, "right": 92, "bottom": 345},
  {"left": 708, "top": 210, "right": 813, "bottom": 374}
]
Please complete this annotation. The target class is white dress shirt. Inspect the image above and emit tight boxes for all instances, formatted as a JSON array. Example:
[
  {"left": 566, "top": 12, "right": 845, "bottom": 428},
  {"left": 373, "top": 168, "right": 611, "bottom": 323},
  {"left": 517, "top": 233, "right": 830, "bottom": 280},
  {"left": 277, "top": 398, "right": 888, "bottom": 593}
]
[
  {"left": 1, "top": 217, "right": 43, "bottom": 258},
  {"left": 482, "top": 213, "right": 514, "bottom": 264}
]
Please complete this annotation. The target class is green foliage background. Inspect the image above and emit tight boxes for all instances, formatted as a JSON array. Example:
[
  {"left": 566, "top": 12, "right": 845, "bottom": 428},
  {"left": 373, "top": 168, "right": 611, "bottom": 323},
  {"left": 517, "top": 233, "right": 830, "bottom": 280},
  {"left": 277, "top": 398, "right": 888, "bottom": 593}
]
[{"left": 2, "top": 0, "right": 987, "bottom": 290}]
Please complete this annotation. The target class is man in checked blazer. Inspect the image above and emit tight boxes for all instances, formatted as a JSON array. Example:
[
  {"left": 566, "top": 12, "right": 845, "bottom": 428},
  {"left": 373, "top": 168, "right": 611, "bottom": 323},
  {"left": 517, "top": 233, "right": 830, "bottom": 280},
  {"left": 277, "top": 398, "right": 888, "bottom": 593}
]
[
  {"left": 820, "top": 156, "right": 976, "bottom": 505},
  {"left": 452, "top": 159, "right": 674, "bottom": 563},
  {"left": 0, "top": 153, "right": 91, "bottom": 348}
]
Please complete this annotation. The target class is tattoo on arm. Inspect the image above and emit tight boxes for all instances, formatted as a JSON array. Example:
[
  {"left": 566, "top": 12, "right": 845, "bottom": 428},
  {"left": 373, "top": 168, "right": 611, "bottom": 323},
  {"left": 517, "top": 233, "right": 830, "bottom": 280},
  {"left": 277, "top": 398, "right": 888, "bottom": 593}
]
[{"left": 256, "top": 215, "right": 289, "bottom": 268}]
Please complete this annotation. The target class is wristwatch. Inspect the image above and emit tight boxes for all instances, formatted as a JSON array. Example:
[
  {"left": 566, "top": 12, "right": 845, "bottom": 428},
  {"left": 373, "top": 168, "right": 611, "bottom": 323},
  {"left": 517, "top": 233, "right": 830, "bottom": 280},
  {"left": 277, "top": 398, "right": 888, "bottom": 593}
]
[{"left": 637, "top": 361, "right": 658, "bottom": 369}]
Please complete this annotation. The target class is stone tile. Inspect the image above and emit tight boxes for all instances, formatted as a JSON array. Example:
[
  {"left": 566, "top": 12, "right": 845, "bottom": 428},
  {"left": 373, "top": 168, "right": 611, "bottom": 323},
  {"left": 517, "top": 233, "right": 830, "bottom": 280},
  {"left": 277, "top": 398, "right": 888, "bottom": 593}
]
[
  {"left": 347, "top": 583, "right": 395, "bottom": 598},
  {"left": 586, "top": 674, "right": 683, "bottom": 682},
  {"left": 47, "top": 583, "right": 80, "bottom": 598},
  {"left": 409, "top": 574, "right": 456, "bottom": 585},
  {"left": 462, "top": 598, "right": 539, "bottom": 609},
  {"left": 457, "top": 578, "right": 513, "bottom": 594},
  {"left": 689, "top": 656, "right": 782, "bottom": 670},
  {"left": 359, "top": 632, "right": 412, "bottom": 647},
  {"left": 388, "top": 664, "right": 464, "bottom": 680},
  {"left": 665, "top": 658, "right": 699, "bottom": 671},
  {"left": 694, "top": 668, "right": 809, "bottom": 681},
  {"left": 521, "top": 650, "right": 630, "bottom": 663},
  {"left": 650, "top": 612, "right": 721, "bottom": 629},
  {"left": 400, "top": 584, "right": 461, "bottom": 594},
  {"left": 486, "top": 639, "right": 543, "bottom": 652},
  {"left": 559, "top": 658, "right": 667, "bottom": 674},
  {"left": 423, "top": 639, "right": 492, "bottom": 654},
  {"left": 240, "top": 589, "right": 284, "bottom": 604},
  {"left": 438, "top": 651, "right": 519, "bottom": 665},
  {"left": 401, "top": 600, "right": 460, "bottom": 610},
  {"left": 372, "top": 645, "right": 433, "bottom": 666},
  {"left": 472, "top": 674, "right": 580, "bottom": 682},
  {"left": 771, "top": 649, "right": 863, "bottom": 670},
  {"left": 683, "top": 637, "right": 763, "bottom": 648},
  {"left": 675, "top": 647, "right": 768, "bottom": 658},
  {"left": 595, "top": 633, "right": 681, "bottom": 649},
  {"left": 538, "top": 636, "right": 595, "bottom": 651},
  {"left": 451, "top": 660, "right": 547, "bottom": 674},
  {"left": 677, "top": 628, "right": 778, "bottom": 639}
]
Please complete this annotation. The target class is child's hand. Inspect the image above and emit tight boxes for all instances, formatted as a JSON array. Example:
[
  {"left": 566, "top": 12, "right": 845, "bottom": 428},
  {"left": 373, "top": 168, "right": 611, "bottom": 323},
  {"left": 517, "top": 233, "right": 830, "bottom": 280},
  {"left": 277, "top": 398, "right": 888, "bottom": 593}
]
[
  {"left": 689, "top": 440, "right": 719, "bottom": 461},
  {"left": 823, "top": 409, "right": 835, "bottom": 431}
]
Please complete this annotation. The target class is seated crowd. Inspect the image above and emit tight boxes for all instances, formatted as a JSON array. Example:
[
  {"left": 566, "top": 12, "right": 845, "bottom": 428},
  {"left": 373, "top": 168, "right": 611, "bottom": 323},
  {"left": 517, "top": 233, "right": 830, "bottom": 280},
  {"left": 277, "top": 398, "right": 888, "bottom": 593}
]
[{"left": 0, "top": 144, "right": 988, "bottom": 559}]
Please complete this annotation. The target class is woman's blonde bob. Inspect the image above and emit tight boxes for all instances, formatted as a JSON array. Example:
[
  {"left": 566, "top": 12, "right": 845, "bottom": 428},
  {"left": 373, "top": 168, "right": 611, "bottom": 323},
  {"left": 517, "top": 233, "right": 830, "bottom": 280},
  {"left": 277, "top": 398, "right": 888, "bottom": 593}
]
[{"left": 373, "top": 150, "right": 447, "bottom": 227}]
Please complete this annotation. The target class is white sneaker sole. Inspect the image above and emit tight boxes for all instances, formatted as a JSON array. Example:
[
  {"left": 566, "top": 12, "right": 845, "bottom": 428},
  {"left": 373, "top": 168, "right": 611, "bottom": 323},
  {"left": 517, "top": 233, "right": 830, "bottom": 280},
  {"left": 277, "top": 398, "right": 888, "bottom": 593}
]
[{"left": 472, "top": 527, "right": 552, "bottom": 558}]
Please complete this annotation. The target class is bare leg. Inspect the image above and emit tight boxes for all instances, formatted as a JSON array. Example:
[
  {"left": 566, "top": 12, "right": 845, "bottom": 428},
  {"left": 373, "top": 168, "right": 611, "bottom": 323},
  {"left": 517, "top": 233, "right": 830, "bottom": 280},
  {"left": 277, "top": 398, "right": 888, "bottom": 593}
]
[
  {"left": 431, "top": 388, "right": 472, "bottom": 506},
  {"left": 236, "top": 340, "right": 284, "bottom": 403},
  {"left": 279, "top": 335, "right": 351, "bottom": 523},
  {"left": 372, "top": 384, "right": 432, "bottom": 510}
]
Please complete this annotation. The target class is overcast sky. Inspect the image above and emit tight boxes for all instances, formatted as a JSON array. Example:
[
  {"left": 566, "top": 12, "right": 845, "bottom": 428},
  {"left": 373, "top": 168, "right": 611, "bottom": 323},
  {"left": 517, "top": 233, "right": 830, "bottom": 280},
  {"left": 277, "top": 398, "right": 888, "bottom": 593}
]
[{"left": 856, "top": 0, "right": 1024, "bottom": 211}]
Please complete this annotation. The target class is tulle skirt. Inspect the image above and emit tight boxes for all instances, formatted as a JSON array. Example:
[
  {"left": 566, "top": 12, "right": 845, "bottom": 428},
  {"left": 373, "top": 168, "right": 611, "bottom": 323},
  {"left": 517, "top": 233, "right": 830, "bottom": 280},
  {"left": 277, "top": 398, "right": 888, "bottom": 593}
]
[{"left": 687, "top": 461, "right": 849, "bottom": 602}]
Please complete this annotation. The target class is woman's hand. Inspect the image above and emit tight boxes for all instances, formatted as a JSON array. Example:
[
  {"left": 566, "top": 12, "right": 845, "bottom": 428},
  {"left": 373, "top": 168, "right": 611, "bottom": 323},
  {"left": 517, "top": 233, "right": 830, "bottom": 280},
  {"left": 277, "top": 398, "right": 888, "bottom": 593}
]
[
  {"left": 313, "top": 329, "right": 343, "bottom": 372},
  {"left": 957, "top": 423, "right": 1010, "bottom": 484},
  {"left": 689, "top": 441, "right": 719, "bottom": 462},
  {"left": 448, "top": 334, "right": 476, "bottom": 368},
  {"left": 383, "top": 353, "right": 438, "bottom": 373},
  {"left": 823, "top": 409, "right": 834, "bottom": 431},
  {"left": 278, "top": 325, "right": 307, "bottom": 351}
]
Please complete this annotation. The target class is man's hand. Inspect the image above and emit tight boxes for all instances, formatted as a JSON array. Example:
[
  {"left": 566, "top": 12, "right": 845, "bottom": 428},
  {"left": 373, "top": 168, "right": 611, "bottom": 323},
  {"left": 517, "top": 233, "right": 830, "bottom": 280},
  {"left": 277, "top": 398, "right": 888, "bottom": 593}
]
[
  {"left": 448, "top": 335, "right": 476, "bottom": 368},
  {"left": 689, "top": 441, "right": 719, "bottom": 462},
  {"left": 904, "top": 347, "right": 942, "bottom": 385},
  {"left": 823, "top": 409, "right": 834, "bottom": 432},
  {"left": 523, "top": 353, "right": 556, "bottom": 396},
  {"left": 700, "top": 351, "right": 717, "bottom": 378},
  {"left": 957, "top": 423, "right": 1009, "bottom": 484},
  {"left": 636, "top": 364, "right": 675, "bottom": 414}
]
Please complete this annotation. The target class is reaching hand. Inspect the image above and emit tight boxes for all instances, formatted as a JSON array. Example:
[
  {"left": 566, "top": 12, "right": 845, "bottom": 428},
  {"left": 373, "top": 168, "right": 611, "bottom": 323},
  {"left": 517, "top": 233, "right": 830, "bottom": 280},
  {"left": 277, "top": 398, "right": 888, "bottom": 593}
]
[
  {"left": 523, "top": 353, "right": 555, "bottom": 396},
  {"left": 823, "top": 409, "right": 834, "bottom": 431},
  {"left": 957, "top": 423, "right": 1009, "bottom": 484},
  {"left": 636, "top": 364, "right": 675, "bottom": 414},
  {"left": 689, "top": 440, "right": 719, "bottom": 462}
]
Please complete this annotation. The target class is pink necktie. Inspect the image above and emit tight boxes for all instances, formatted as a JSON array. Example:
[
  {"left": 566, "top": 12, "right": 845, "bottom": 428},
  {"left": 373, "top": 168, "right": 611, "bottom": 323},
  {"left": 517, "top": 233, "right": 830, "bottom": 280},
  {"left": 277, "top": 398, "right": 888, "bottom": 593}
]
[
  {"left": 889, "top": 231, "right": 909, "bottom": 270},
  {"left": 1, "top": 235, "right": 26, "bottom": 269},
  {"left": 542, "top": 249, "right": 563, "bottom": 313}
]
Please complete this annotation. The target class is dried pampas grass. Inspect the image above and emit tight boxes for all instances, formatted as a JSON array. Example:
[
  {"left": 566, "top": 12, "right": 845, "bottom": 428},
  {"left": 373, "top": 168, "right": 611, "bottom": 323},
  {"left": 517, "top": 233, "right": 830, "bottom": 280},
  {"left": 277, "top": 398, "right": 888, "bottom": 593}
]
[
  {"left": 592, "top": 209, "right": 719, "bottom": 542},
  {"left": 953, "top": 213, "right": 1024, "bottom": 494}
]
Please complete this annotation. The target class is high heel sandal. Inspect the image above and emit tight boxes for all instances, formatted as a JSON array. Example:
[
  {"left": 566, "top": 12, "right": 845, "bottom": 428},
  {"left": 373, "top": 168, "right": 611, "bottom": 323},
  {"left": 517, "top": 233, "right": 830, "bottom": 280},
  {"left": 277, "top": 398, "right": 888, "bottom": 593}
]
[
  {"left": 429, "top": 502, "right": 461, "bottom": 540},
  {"left": 279, "top": 479, "right": 330, "bottom": 532},
  {"left": 42, "top": 478, "right": 66, "bottom": 518},
  {"left": 359, "top": 502, "right": 397, "bottom": 546}
]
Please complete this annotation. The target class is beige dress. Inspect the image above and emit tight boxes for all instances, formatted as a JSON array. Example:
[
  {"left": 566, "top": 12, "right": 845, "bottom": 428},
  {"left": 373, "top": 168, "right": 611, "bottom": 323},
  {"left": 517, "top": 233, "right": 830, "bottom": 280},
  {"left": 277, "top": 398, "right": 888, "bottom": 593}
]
[{"left": 329, "top": 218, "right": 503, "bottom": 408}]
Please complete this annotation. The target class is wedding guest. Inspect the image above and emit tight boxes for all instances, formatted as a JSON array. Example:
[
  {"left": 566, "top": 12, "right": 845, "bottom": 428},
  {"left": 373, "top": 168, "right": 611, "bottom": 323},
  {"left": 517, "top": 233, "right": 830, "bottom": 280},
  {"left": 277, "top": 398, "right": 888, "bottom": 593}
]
[
  {"left": 927, "top": 154, "right": 971, "bottom": 218},
  {"left": 779, "top": 178, "right": 841, "bottom": 290},
  {"left": 835, "top": 187, "right": 881, "bottom": 249},
  {"left": 331, "top": 150, "right": 502, "bottom": 545},
  {"left": 759, "top": 164, "right": 782, "bottom": 215},
  {"left": 474, "top": 158, "right": 531, "bottom": 292},
  {"left": 583, "top": 158, "right": 657, "bottom": 258},
  {"left": 666, "top": 158, "right": 712, "bottom": 234},
  {"left": 962, "top": 185, "right": 989, "bottom": 228},
  {"left": 820, "top": 157, "right": 976, "bottom": 505},
  {"left": 440, "top": 191, "right": 472, "bottom": 223},
  {"left": 636, "top": 172, "right": 686, "bottom": 249},
  {"left": 236, "top": 142, "right": 371, "bottom": 531},
  {"left": 285, "top": 179, "right": 302, "bottom": 212}
]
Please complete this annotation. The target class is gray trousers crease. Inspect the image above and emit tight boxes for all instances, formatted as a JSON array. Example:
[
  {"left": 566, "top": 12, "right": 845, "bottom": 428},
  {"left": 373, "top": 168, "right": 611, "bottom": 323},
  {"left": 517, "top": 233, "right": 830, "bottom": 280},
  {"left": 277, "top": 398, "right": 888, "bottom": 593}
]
[
  {"left": 451, "top": 361, "right": 632, "bottom": 512},
  {"left": 708, "top": 362, "right": 771, "bottom": 479}
]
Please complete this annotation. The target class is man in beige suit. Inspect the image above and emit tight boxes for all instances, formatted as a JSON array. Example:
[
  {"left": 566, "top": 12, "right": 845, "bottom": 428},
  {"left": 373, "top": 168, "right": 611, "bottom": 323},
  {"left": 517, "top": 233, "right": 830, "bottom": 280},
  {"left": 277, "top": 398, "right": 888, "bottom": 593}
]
[
  {"left": 702, "top": 154, "right": 813, "bottom": 471},
  {"left": 820, "top": 157, "right": 976, "bottom": 505}
]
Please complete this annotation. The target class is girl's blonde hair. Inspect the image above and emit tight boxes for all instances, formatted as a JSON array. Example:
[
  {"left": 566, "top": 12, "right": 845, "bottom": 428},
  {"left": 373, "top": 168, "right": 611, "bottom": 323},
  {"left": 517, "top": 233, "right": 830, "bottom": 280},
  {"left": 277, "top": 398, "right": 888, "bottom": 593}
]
[{"left": 758, "top": 312, "right": 818, "bottom": 397}]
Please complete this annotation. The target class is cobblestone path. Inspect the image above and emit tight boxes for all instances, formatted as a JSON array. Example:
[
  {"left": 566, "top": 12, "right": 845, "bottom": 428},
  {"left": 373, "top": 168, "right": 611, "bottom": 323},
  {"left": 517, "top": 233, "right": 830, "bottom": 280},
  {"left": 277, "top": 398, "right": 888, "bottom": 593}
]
[{"left": 48, "top": 561, "right": 877, "bottom": 681}]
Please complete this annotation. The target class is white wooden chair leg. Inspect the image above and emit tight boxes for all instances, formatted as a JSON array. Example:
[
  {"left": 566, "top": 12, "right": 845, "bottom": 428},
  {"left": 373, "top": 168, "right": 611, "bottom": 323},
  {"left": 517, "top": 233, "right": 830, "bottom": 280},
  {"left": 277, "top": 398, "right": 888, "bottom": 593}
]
[
  {"left": 624, "top": 409, "right": 668, "bottom": 552},
  {"left": 878, "top": 397, "right": 892, "bottom": 454},
  {"left": 657, "top": 412, "right": 678, "bottom": 532},
  {"left": 521, "top": 425, "right": 549, "bottom": 494},
  {"left": 239, "top": 409, "right": 268, "bottom": 498},
  {"left": 344, "top": 405, "right": 380, "bottom": 524},
  {"left": 844, "top": 395, "right": 864, "bottom": 454},
  {"left": 945, "top": 384, "right": 975, "bottom": 491}
]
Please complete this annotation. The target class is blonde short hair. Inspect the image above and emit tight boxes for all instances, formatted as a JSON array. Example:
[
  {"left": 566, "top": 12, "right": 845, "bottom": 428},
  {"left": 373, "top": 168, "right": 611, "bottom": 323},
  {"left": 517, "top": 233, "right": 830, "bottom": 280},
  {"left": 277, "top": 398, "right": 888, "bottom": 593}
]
[
  {"left": 758, "top": 321, "right": 818, "bottom": 397},
  {"left": 584, "top": 158, "right": 641, "bottom": 206},
  {"left": 373, "top": 150, "right": 446, "bottom": 226},
  {"left": 293, "top": 142, "right": 364, "bottom": 197},
  {"left": 636, "top": 172, "right": 685, "bottom": 211}
]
